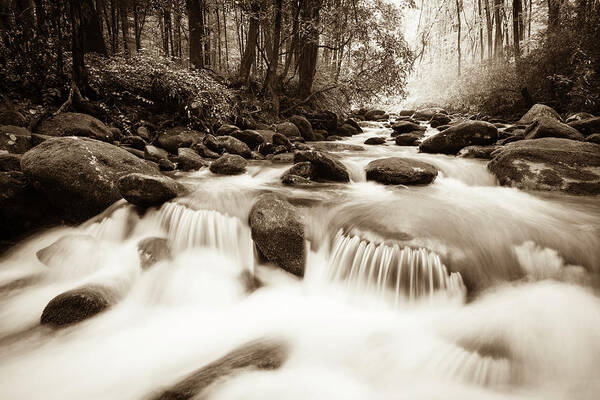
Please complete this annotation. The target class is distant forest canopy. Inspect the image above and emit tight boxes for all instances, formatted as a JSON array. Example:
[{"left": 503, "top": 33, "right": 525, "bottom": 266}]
[
  {"left": 0, "top": 0, "right": 414, "bottom": 122},
  {"left": 402, "top": 0, "right": 600, "bottom": 117}
]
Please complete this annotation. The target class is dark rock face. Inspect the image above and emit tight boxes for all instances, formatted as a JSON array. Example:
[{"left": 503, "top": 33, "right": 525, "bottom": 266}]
[
  {"left": 429, "top": 113, "right": 451, "bottom": 128},
  {"left": 149, "top": 339, "right": 288, "bottom": 400},
  {"left": 364, "top": 109, "right": 388, "bottom": 121},
  {"left": 40, "top": 285, "right": 114, "bottom": 327},
  {"left": 586, "top": 134, "right": 600, "bottom": 144},
  {"left": 518, "top": 104, "right": 561, "bottom": 124},
  {"left": 21, "top": 137, "right": 159, "bottom": 221},
  {"left": 177, "top": 148, "right": 208, "bottom": 171},
  {"left": 294, "top": 150, "right": 350, "bottom": 182},
  {"left": 366, "top": 157, "right": 438, "bottom": 185},
  {"left": 364, "top": 137, "right": 386, "bottom": 145},
  {"left": 0, "top": 125, "right": 32, "bottom": 153},
  {"left": 391, "top": 121, "right": 424, "bottom": 134},
  {"left": 289, "top": 115, "right": 316, "bottom": 141},
  {"left": 275, "top": 122, "right": 301, "bottom": 138},
  {"left": 137, "top": 237, "right": 171, "bottom": 270},
  {"left": 193, "top": 143, "right": 220, "bottom": 159},
  {"left": 118, "top": 173, "right": 183, "bottom": 207},
  {"left": 413, "top": 108, "right": 445, "bottom": 121},
  {"left": 157, "top": 127, "right": 203, "bottom": 153},
  {"left": 334, "top": 123, "right": 359, "bottom": 137},
  {"left": 214, "top": 136, "right": 252, "bottom": 158},
  {"left": 458, "top": 145, "right": 500, "bottom": 159},
  {"left": 344, "top": 118, "right": 363, "bottom": 133},
  {"left": 272, "top": 133, "right": 293, "bottom": 151},
  {"left": 271, "top": 153, "right": 294, "bottom": 163},
  {"left": 36, "top": 112, "right": 114, "bottom": 142},
  {"left": 281, "top": 174, "right": 312, "bottom": 185},
  {"left": 568, "top": 117, "right": 600, "bottom": 136},
  {"left": 121, "top": 135, "right": 147, "bottom": 150},
  {"left": 419, "top": 121, "right": 498, "bottom": 154},
  {"left": 306, "top": 111, "right": 339, "bottom": 133},
  {"left": 281, "top": 161, "right": 314, "bottom": 182},
  {"left": 488, "top": 138, "right": 600, "bottom": 195},
  {"left": 137, "top": 126, "right": 152, "bottom": 141},
  {"left": 209, "top": 154, "right": 247, "bottom": 175},
  {"left": 249, "top": 193, "right": 305, "bottom": 277},
  {"left": 231, "top": 129, "right": 265, "bottom": 149},
  {"left": 257, "top": 142, "right": 275, "bottom": 156},
  {"left": 215, "top": 124, "right": 239, "bottom": 136},
  {"left": 144, "top": 145, "right": 170, "bottom": 163},
  {"left": 0, "top": 110, "right": 27, "bottom": 127},
  {"left": 0, "top": 152, "right": 22, "bottom": 171},
  {"left": 395, "top": 133, "right": 422, "bottom": 146},
  {"left": 524, "top": 117, "right": 584, "bottom": 141}
]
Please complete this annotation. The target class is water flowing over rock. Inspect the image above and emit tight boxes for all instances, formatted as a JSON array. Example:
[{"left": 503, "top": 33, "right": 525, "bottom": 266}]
[
  {"left": 137, "top": 237, "right": 171, "bottom": 270},
  {"left": 328, "top": 231, "right": 465, "bottom": 301},
  {"left": 21, "top": 137, "right": 159, "bottom": 221},
  {"left": 249, "top": 194, "right": 305, "bottom": 277},
  {"left": 365, "top": 157, "right": 438, "bottom": 185},
  {"left": 518, "top": 104, "right": 561, "bottom": 124},
  {"left": 488, "top": 138, "right": 600, "bottom": 195},
  {"left": 35, "top": 113, "right": 114, "bottom": 142},
  {"left": 458, "top": 145, "right": 499, "bottom": 159},
  {"left": 419, "top": 121, "right": 498, "bottom": 154}
]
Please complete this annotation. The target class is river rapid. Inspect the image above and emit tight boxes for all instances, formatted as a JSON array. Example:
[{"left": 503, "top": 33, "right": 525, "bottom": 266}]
[{"left": 1, "top": 122, "right": 599, "bottom": 399}]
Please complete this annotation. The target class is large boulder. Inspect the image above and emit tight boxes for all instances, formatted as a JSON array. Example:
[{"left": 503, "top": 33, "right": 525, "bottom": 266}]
[
  {"left": 518, "top": 104, "right": 561, "bottom": 124},
  {"left": 157, "top": 127, "right": 203, "bottom": 153},
  {"left": 419, "top": 121, "right": 498, "bottom": 154},
  {"left": 121, "top": 135, "right": 147, "bottom": 150},
  {"left": 524, "top": 117, "right": 584, "bottom": 141},
  {"left": 272, "top": 133, "right": 293, "bottom": 151},
  {"left": 275, "top": 122, "right": 301, "bottom": 138},
  {"left": 429, "top": 113, "right": 452, "bottom": 128},
  {"left": 364, "top": 109, "right": 388, "bottom": 121},
  {"left": 118, "top": 173, "right": 183, "bottom": 207},
  {"left": 311, "top": 142, "right": 365, "bottom": 152},
  {"left": 568, "top": 117, "right": 600, "bottom": 136},
  {"left": 177, "top": 148, "right": 208, "bottom": 171},
  {"left": 249, "top": 193, "right": 305, "bottom": 277},
  {"left": 36, "top": 112, "right": 114, "bottom": 142},
  {"left": 391, "top": 121, "right": 424, "bottom": 134},
  {"left": 215, "top": 124, "right": 240, "bottom": 136},
  {"left": 209, "top": 154, "right": 247, "bottom": 175},
  {"left": 334, "top": 123, "right": 359, "bottom": 137},
  {"left": 306, "top": 111, "right": 339, "bottom": 133},
  {"left": 395, "top": 133, "right": 422, "bottom": 146},
  {"left": 144, "top": 145, "right": 169, "bottom": 163},
  {"left": 413, "top": 108, "right": 446, "bottom": 121},
  {"left": 231, "top": 130, "right": 265, "bottom": 149},
  {"left": 40, "top": 285, "right": 115, "bottom": 327},
  {"left": 21, "top": 137, "right": 159, "bottom": 221},
  {"left": 294, "top": 150, "right": 350, "bottom": 182},
  {"left": 365, "top": 157, "right": 438, "bottom": 185},
  {"left": 488, "top": 138, "right": 600, "bottom": 195},
  {"left": 281, "top": 162, "right": 314, "bottom": 183},
  {"left": 289, "top": 115, "right": 316, "bottom": 141},
  {"left": 364, "top": 137, "right": 386, "bottom": 145},
  {"left": 0, "top": 125, "right": 32, "bottom": 153},
  {"left": 215, "top": 136, "right": 252, "bottom": 157}
]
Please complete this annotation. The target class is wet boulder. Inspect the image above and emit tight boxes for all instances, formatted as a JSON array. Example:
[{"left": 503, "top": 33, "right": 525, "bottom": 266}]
[
  {"left": 344, "top": 118, "right": 363, "bottom": 133},
  {"left": 395, "top": 133, "right": 422, "bottom": 146},
  {"left": 568, "top": 117, "right": 600, "bottom": 136},
  {"left": 281, "top": 174, "right": 312, "bottom": 186},
  {"left": 120, "top": 135, "right": 146, "bottom": 150},
  {"left": 305, "top": 111, "right": 339, "bottom": 133},
  {"left": 215, "top": 124, "right": 239, "bottom": 136},
  {"left": 391, "top": 121, "right": 424, "bottom": 134},
  {"left": 364, "top": 109, "right": 388, "bottom": 121},
  {"left": 149, "top": 339, "right": 288, "bottom": 400},
  {"left": 364, "top": 137, "right": 386, "bottom": 145},
  {"left": 366, "top": 157, "right": 438, "bottom": 185},
  {"left": 177, "top": 148, "right": 208, "bottom": 171},
  {"left": 144, "top": 145, "right": 170, "bottom": 163},
  {"left": 294, "top": 150, "right": 350, "bottom": 182},
  {"left": 36, "top": 112, "right": 114, "bottom": 142},
  {"left": 311, "top": 142, "right": 365, "bottom": 152},
  {"left": 0, "top": 110, "right": 27, "bottom": 126},
  {"left": 413, "top": 108, "right": 446, "bottom": 121},
  {"left": 215, "top": 136, "right": 252, "bottom": 158},
  {"left": 118, "top": 173, "right": 184, "bottom": 207},
  {"left": 429, "top": 113, "right": 452, "bottom": 128},
  {"left": 419, "top": 121, "right": 498, "bottom": 154},
  {"left": 157, "top": 127, "right": 203, "bottom": 153},
  {"left": 209, "top": 154, "right": 247, "bottom": 175},
  {"left": 136, "top": 126, "right": 152, "bottom": 141},
  {"left": 272, "top": 133, "right": 293, "bottom": 151},
  {"left": 334, "top": 123, "right": 359, "bottom": 137},
  {"left": 40, "top": 285, "right": 115, "bottom": 327},
  {"left": 0, "top": 125, "right": 32, "bottom": 153},
  {"left": 249, "top": 193, "right": 305, "bottom": 277},
  {"left": 137, "top": 237, "right": 171, "bottom": 270},
  {"left": 518, "top": 104, "right": 561, "bottom": 124},
  {"left": 193, "top": 142, "right": 220, "bottom": 159},
  {"left": 281, "top": 162, "right": 314, "bottom": 183},
  {"left": 231, "top": 129, "right": 265, "bottom": 149},
  {"left": 271, "top": 153, "right": 295, "bottom": 163},
  {"left": 488, "top": 138, "right": 600, "bottom": 195},
  {"left": 275, "top": 122, "right": 301, "bottom": 138},
  {"left": 21, "top": 137, "right": 159, "bottom": 221},
  {"left": 524, "top": 117, "right": 584, "bottom": 141},
  {"left": 289, "top": 115, "right": 316, "bottom": 141},
  {"left": 257, "top": 142, "right": 275, "bottom": 156},
  {"left": 585, "top": 134, "right": 600, "bottom": 144},
  {"left": 458, "top": 145, "right": 500, "bottom": 159}
]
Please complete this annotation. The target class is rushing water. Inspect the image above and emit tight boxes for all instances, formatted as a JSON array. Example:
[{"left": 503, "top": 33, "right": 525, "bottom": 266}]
[{"left": 1, "top": 122, "right": 600, "bottom": 399}]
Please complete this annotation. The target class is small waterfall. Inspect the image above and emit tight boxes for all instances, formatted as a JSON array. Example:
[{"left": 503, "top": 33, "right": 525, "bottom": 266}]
[
  {"left": 328, "top": 230, "right": 465, "bottom": 302},
  {"left": 156, "top": 202, "right": 254, "bottom": 269}
]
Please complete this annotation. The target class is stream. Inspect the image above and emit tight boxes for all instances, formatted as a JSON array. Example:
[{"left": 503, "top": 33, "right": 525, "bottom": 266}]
[{"left": 1, "top": 122, "right": 599, "bottom": 399}]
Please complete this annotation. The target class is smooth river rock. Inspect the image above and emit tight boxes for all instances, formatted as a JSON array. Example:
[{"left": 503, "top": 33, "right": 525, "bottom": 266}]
[
  {"left": 366, "top": 157, "right": 438, "bottom": 185},
  {"left": 118, "top": 173, "right": 183, "bottom": 207},
  {"left": 419, "top": 120, "right": 498, "bottom": 154},
  {"left": 294, "top": 150, "right": 350, "bottom": 182}
]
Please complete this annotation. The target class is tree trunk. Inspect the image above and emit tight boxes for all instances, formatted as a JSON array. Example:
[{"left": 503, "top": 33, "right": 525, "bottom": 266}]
[
  {"left": 456, "top": 0, "right": 462, "bottom": 76},
  {"left": 82, "top": 0, "right": 107, "bottom": 55},
  {"left": 512, "top": 0, "right": 521, "bottom": 59},
  {"left": 14, "top": 0, "right": 35, "bottom": 45},
  {"left": 223, "top": 2, "right": 229, "bottom": 72},
  {"left": 547, "top": 0, "right": 560, "bottom": 33},
  {"left": 483, "top": 0, "right": 493, "bottom": 60},
  {"left": 478, "top": 0, "right": 484, "bottom": 60},
  {"left": 298, "top": 0, "right": 321, "bottom": 98},
  {"left": 119, "top": 0, "right": 130, "bottom": 56},
  {"left": 187, "top": 0, "right": 204, "bottom": 68},
  {"left": 132, "top": 0, "right": 140, "bottom": 51},
  {"left": 68, "top": 0, "right": 88, "bottom": 91},
  {"left": 238, "top": 2, "right": 260, "bottom": 83},
  {"left": 493, "top": 0, "right": 503, "bottom": 59},
  {"left": 264, "top": 0, "right": 283, "bottom": 114}
]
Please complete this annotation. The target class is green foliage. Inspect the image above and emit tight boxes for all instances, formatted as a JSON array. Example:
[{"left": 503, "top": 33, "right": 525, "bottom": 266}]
[{"left": 87, "top": 52, "right": 238, "bottom": 123}]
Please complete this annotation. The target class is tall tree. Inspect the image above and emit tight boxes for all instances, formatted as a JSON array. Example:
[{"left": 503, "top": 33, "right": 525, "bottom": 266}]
[
  {"left": 264, "top": 0, "right": 283, "bottom": 113},
  {"left": 512, "top": 0, "right": 522, "bottom": 59},
  {"left": 119, "top": 0, "right": 130, "bottom": 56},
  {"left": 187, "top": 0, "right": 205, "bottom": 68},
  {"left": 456, "top": 0, "right": 462, "bottom": 75},
  {"left": 82, "top": 0, "right": 107, "bottom": 55},
  {"left": 298, "top": 0, "right": 321, "bottom": 98},
  {"left": 493, "top": 0, "right": 503, "bottom": 59},
  {"left": 483, "top": 0, "right": 493, "bottom": 60},
  {"left": 238, "top": 1, "right": 260, "bottom": 83},
  {"left": 68, "top": 0, "right": 88, "bottom": 90}
]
